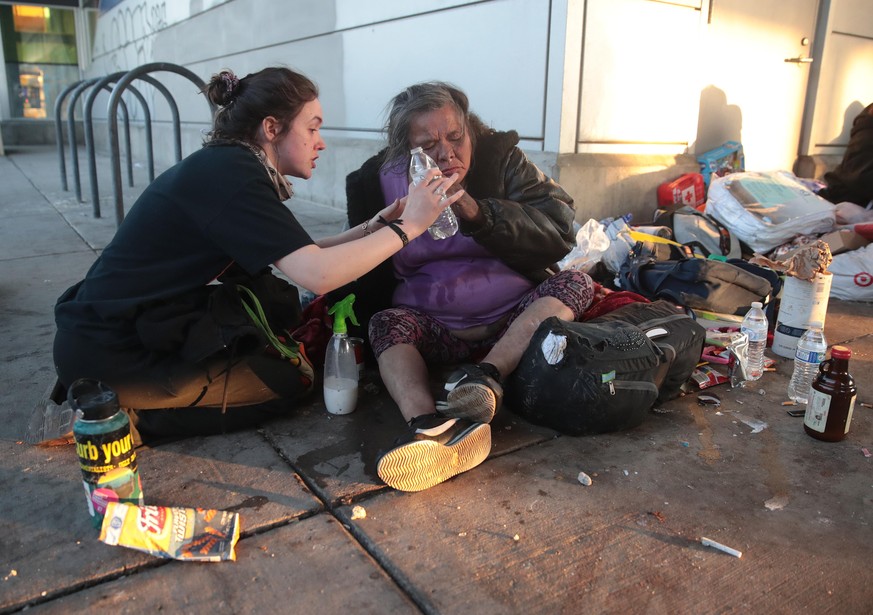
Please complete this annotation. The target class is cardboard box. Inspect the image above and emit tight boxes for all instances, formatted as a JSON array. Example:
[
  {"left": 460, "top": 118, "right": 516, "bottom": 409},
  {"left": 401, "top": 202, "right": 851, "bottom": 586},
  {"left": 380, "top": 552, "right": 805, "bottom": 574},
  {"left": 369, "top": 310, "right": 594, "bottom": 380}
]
[
  {"left": 820, "top": 229, "right": 869, "bottom": 255},
  {"left": 772, "top": 228, "right": 869, "bottom": 261},
  {"left": 697, "top": 141, "right": 744, "bottom": 188}
]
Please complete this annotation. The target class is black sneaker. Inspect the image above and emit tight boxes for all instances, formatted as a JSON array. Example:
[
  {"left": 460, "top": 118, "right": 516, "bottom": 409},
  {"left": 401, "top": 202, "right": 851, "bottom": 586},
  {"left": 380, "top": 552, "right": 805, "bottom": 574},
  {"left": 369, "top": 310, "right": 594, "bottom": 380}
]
[
  {"left": 435, "top": 363, "right": 503, "bottom": 424},
  {"left": 376, "top": 414, "right": 491, "bottom": 492}
]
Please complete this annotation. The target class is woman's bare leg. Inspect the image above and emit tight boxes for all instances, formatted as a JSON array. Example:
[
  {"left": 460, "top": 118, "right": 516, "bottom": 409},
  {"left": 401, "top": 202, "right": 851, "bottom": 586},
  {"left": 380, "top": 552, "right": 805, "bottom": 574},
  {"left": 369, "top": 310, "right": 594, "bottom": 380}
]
[{"left": 376, "top": 343, "right": 436, "bottom": 423}]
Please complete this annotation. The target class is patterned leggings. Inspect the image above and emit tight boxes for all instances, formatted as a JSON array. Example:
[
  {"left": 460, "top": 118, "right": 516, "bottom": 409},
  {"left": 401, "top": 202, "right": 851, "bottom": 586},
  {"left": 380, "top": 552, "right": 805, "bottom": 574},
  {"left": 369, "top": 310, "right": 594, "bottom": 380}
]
[{"left": 369, "top": 269, "right": 594, "bottom": 365}]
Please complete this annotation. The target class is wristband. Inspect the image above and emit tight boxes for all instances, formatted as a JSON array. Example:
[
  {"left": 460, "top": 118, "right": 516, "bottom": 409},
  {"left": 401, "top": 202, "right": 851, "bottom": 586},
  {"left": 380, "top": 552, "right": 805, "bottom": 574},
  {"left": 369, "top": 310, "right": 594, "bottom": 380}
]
[{"left": 378, "top": 216, "right": 408, "bottom": 247}]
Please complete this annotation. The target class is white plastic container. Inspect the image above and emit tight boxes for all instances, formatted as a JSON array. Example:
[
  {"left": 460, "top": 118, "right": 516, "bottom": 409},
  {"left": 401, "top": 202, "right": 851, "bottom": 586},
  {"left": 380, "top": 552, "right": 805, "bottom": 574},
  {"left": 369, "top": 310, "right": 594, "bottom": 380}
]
[{"left": 772, "top": 272, "right": 832, "bottom": 358}]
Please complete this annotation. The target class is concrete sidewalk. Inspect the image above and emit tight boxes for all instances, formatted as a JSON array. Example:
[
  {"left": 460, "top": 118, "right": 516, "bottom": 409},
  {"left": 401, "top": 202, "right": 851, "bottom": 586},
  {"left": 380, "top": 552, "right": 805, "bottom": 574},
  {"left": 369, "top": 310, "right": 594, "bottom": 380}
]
[{"left": 1, "top": 145, "right": 872, "bottom": 614}]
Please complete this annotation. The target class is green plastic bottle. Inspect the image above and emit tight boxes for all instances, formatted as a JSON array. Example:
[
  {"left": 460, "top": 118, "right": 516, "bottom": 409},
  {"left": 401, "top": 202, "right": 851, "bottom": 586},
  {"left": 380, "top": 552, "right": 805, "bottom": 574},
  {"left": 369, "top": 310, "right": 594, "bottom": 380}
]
[
  {"left": 69, "top": 379, "right": 143, "bottom": 528},
  {"left": 324, "top": 294, "right": 360, "bottom": 415}
]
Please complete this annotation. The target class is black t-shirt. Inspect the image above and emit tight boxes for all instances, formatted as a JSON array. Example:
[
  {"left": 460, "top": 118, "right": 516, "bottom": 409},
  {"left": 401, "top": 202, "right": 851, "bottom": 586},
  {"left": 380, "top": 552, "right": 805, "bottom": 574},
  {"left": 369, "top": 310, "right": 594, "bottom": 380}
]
[{"left": 55, "top": 143, "right": 314, "bottom": 346}]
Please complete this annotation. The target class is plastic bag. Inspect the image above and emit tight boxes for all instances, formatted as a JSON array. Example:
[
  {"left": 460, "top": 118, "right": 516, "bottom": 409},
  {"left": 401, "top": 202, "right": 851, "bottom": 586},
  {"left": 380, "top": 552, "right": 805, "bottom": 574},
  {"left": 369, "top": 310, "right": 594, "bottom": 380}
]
[
  {"left": 705, "top": 171, "right": 835, "bottom": 254},
  {"left": 558, "top": 219, "right": 611, "bottom": 273},
  {"left": 829, "top": 243, "right": 873, "bottom": 300},
  {"left": 559, "top": 217, "right": 635, "bottom": 274},
  {"left": 601, "top": 217, "right": 637, "bottom": 274}
]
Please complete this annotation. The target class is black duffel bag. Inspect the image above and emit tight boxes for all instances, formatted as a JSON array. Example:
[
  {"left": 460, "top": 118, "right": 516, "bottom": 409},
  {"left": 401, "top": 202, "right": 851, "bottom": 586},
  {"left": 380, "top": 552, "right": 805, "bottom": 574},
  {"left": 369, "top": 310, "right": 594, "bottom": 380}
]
[
  {"left": 506, "top": 318, "right": 661, "bottom": 436},
  {"left": 505, "top": 301, "right": 705, "bottom": 436},
  {"left": 589, "top": 300, "right": 705, "bottom": 402}
]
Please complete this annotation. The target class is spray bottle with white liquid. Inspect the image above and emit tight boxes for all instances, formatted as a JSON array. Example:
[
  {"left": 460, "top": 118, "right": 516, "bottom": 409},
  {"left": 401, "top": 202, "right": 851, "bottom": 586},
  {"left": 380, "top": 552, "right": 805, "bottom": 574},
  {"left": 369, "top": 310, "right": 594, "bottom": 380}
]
[{"left": 323, "top": 294, "right": 360, "bottom": 415}]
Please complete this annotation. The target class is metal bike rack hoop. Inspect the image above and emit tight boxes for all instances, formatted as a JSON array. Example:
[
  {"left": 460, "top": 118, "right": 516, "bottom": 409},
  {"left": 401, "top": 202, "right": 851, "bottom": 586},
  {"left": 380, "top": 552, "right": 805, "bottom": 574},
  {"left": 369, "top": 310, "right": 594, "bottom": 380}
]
[{"left": 106, "top": 62, "right": 216, "bottom": 227}]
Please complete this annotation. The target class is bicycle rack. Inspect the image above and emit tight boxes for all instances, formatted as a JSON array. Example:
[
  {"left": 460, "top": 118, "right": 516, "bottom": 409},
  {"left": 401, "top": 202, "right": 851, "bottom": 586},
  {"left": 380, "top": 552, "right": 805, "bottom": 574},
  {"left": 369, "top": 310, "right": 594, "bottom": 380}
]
[
  {"left": 83, "top": 71, "right": 158, "bottom": 217},
  {"left": 53, "top": 79, "right": 83, "bottom": 191},
  {"left": 106, "top": 62, "right": 216, "bottom": 226},
  {"left": 63, "top": 76, "right": 134, "bottom": 203}
]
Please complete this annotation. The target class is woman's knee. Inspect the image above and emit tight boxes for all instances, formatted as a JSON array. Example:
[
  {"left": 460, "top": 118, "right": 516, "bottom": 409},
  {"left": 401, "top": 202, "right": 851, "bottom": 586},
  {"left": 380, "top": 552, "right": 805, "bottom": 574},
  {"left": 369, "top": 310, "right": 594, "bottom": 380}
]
[
  {"left": 538, "top": 270, "right": 595, "bottom": 318},
  {"left": 368, "top": 307, "right": 429, "bottom": 357}
]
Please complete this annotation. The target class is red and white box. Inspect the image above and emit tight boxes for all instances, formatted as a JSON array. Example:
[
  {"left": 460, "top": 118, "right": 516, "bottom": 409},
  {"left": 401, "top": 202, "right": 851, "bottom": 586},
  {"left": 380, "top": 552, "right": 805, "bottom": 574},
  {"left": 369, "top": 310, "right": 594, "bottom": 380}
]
[{"left": 657, "top": 173, "right": 706, "bottom": 209}]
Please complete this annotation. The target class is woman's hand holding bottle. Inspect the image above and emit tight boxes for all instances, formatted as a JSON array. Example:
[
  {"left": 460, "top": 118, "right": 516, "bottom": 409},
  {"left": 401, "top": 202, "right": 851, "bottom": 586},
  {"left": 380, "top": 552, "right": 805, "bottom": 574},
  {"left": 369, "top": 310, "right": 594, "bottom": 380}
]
[{"left": 403, "top": 169, "right": 463, "bottom": 237}]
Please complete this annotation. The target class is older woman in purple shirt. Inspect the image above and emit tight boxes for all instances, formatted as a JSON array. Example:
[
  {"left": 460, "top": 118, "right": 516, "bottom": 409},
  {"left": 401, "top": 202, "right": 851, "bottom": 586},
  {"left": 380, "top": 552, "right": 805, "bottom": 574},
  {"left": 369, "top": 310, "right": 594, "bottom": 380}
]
[{"left": 344, "top": 82, "right": 594, "bottom": 492}]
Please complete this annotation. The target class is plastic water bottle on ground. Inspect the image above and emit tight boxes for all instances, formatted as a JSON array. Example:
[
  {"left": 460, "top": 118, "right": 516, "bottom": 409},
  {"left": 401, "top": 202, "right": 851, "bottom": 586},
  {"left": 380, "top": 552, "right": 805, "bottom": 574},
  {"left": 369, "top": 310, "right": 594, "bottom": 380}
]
[
  {"left": 409, "top": 147, "right": 458, "bottom": 240},
  {"left": 788, "top": 322, "right": 827, "bottom": 404},
  {"left": 740, "top": 301, "right": 768, "bottom": 381}
]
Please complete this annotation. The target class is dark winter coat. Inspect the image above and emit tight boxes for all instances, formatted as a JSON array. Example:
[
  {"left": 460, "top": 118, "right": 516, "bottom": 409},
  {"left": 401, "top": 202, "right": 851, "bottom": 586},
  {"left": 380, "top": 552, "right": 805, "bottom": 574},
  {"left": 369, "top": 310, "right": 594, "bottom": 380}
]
[{"left": 820, "top": 103, "right": 873, "bottom": 207}]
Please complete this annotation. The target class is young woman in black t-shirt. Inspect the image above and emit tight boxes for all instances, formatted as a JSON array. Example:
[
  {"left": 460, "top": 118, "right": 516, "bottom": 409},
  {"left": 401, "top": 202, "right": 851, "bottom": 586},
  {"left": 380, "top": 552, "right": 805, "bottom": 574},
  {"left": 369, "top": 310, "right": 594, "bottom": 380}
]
[{"left": 52, "top": 66, "right": 462, "bottom": 444}]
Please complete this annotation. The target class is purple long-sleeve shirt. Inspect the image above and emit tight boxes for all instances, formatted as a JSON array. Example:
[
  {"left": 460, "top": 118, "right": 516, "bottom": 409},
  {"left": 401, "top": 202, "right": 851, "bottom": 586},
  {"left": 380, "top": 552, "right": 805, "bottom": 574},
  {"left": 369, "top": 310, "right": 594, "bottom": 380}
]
[{"left": 380, "top": 165, "right": 533, "bottom": 330}]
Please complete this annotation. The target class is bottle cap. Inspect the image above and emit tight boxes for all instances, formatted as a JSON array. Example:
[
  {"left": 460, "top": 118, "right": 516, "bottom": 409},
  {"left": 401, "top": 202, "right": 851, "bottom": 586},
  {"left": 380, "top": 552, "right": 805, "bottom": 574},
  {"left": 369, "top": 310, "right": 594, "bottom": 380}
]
[
  {"left": 807, "top": 321, "right": 823, "bottom": 328},
  {"left": 67, "top": 378, "right": 119, "bottom": 420},
  {"left": 751, "top": 301, "right": 763, "bottom": 308},
  {"left": 830, "top": 345, "right": 851, "bottom": 359},
  {"left": 410, "top": 147, "right": 423, "bottom": 154},
  {"left": 328, "top": 293, "right": 359, "bottom": 334}
]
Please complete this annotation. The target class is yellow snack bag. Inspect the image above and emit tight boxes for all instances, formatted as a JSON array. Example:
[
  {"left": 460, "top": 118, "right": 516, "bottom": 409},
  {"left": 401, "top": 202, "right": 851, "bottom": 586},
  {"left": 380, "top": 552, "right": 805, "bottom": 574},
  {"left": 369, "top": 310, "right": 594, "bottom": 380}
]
[{"left": 99, "top": 502, "right": 240, "bottom": 562}]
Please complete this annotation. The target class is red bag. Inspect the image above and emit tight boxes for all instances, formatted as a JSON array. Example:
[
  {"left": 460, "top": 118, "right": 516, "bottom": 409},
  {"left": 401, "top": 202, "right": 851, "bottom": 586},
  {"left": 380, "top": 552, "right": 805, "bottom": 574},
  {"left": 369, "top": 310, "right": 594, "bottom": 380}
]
[{"left": 291, "top": 294, "right": 333, "bottom": 368}]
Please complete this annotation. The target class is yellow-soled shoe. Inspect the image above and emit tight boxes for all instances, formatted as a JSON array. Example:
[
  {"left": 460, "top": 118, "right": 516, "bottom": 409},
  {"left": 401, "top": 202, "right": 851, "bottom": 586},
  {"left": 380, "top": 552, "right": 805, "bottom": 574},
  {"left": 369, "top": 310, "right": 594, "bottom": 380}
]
[{"left": 376, "top": 415, "right": 491, "bottom": 492}]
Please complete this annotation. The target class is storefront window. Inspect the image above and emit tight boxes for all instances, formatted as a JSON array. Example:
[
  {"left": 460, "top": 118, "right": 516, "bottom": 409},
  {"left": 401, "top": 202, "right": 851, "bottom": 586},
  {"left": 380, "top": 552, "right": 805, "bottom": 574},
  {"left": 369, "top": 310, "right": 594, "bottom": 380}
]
[{"left": 1, "top": 4, "right": 80, "bottom": 119}]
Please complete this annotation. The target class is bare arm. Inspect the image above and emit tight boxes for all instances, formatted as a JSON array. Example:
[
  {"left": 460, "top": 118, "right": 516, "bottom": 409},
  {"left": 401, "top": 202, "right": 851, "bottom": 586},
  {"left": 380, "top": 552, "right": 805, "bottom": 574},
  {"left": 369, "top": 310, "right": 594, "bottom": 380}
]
[
  {"left": 275, "top": 171, "right": 462, "bottom": 294},
  {"left": 316, "top": 198, "right": 404, "bottom": 249}
]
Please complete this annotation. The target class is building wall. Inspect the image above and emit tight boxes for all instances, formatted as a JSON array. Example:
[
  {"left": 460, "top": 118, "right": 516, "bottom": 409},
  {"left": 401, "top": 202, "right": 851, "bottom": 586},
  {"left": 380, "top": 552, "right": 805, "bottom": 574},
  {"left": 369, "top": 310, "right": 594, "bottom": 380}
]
[
  {"left": 7, "top": 0, "right": 873, "bottom": 222},
  {"left": 78, "top": 0, "right": 707, "bottom": 222}
]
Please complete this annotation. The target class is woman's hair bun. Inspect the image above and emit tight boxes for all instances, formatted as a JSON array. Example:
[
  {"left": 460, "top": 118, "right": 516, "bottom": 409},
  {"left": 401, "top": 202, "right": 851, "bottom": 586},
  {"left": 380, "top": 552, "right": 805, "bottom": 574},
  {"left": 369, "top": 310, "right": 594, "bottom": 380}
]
[{"left": 207, "top": 70, "right": 241, "bottom": 107}]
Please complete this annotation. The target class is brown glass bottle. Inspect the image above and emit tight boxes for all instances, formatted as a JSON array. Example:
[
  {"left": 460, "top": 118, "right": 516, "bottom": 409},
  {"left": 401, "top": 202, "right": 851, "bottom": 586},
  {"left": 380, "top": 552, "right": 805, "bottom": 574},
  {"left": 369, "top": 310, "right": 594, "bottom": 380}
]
[{"left": 803, "top": 346, "right": 857, "bottom": 442}]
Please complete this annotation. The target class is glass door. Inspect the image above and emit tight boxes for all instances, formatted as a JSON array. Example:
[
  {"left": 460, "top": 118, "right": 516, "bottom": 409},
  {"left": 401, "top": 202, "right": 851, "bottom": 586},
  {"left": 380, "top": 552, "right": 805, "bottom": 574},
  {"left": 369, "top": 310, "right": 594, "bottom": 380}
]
[{"left": 1, "top": 3, "right": 81, "bottom": 119}]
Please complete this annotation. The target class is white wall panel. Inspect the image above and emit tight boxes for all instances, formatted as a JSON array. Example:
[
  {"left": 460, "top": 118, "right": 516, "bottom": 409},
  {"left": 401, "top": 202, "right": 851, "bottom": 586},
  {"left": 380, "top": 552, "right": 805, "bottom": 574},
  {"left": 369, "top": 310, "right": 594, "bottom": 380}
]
[
  {"left": 578, "top": 0, "right": 701, "bottom": 152},
  {"left": 336, "top": 0, "right": 551, "bottom": 140},
  {"left": 811, "top": 33, "right": 873, "bottom": 151},
  {"left": 831, "top": 0, "right": 873, "bottom": 39},
  {"left": 333, "top": 0, "right": 471, "bottom": 29},
  {"left": 809, "top": 0, "right": 873, "bottom": 156}
]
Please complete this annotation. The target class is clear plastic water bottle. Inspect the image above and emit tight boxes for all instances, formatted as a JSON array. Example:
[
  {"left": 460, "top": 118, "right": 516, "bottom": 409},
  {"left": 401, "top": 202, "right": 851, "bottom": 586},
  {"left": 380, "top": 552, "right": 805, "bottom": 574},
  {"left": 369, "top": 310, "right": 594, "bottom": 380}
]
[
  {"left": 788, "top": 322, "right": 827, "bottom": 404},
  {"left": 740, "top": 301, "right": 768, "bottom": 381},
  {"left": 409, "top": 147, "right": 458, "bottom": 240}
]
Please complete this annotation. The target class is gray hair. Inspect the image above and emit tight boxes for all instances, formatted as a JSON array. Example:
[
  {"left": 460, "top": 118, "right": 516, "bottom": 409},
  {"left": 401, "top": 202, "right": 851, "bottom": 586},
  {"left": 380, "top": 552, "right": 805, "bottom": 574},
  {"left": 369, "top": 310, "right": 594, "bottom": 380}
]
[{"left": 382, "top": 81, "right": 485, "bottom": 171}]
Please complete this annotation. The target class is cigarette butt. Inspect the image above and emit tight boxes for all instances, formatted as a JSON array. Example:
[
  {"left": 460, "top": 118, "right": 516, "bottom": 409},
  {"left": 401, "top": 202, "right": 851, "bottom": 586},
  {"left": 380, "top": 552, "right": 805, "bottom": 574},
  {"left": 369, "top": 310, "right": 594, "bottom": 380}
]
[
  {"left": 860, "top": 402, "right": 873, "bottom": 409},
  {"left": 764, "top": 367, "right": 776, "bottom": 372},
  {"left": 781, "top": 400, "right": 796, "bottom": 406},
  {"left": 862, "top": 448, "right": 872, "bottom": 458},
  {"left": 701, "top": 536, "right": 742, "bottom": 558}
]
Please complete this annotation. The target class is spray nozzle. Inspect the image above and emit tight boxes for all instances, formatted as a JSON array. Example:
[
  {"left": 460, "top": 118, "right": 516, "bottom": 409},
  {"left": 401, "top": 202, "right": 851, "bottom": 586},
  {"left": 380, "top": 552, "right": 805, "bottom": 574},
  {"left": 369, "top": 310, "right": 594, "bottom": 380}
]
[{"left": 328, "top": 293, "right": 359, "bottom": 334}]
